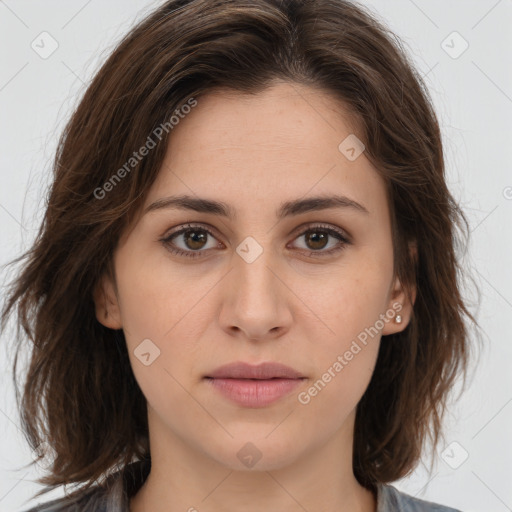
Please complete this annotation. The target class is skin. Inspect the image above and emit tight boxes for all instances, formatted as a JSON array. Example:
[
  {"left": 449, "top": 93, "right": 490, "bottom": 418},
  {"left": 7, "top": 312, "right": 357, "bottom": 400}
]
[{"left": 94, "top": 81, "right": 415, "bottom": 512}]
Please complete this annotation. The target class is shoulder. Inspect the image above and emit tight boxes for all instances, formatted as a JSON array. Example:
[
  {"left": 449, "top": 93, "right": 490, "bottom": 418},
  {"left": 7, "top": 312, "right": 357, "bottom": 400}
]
[
  {"left": 376, "top": 483, "right": 463, "bottom": 512},
  {"left": 19, "top": 458, "right": 150, "bottom": 512},
  {"left": 19, "top": 485, "right": 110, "bottom": 512},
  {"left": 20, "top": 489, "right": 106, "bottom": 511}
]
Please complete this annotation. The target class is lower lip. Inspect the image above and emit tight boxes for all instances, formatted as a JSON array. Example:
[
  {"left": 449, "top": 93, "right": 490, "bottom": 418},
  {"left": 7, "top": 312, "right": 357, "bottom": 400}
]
[{"left": 205, "top": 377, "right": 304, "bottom": 408}]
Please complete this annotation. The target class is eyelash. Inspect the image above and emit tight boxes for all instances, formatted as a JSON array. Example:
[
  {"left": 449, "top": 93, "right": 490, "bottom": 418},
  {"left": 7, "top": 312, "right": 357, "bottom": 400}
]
[{"left": 160, "top": 222, "right": 351, "bottom": 260}]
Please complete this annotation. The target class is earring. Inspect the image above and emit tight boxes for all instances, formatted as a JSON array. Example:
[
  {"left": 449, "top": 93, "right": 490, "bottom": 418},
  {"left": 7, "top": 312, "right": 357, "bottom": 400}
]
[{"left": 395, "top": 314, "right": 402, "bottom": 324}]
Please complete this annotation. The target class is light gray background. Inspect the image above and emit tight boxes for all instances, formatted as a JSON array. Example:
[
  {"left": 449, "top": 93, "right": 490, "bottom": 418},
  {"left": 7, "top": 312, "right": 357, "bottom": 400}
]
[{"left": 0, "top": 1, "right": 511, "bottom": 511}]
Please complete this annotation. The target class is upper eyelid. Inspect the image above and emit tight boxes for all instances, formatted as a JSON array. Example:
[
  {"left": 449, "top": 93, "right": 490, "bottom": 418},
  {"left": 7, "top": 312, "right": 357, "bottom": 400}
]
[{"left": 162, "top": 222, "right": 221, "bottom": 241}]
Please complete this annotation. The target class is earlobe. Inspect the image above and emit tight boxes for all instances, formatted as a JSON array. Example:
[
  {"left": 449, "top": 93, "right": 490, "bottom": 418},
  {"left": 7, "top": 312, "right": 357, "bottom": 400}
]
[
  {"left": 382, "top": 242, "right": 417, "bottom": 335},
  {"left": 92, "top": 274, "right": 123, "bottom": 330},
  {"left": 382, "top": 275, "right": 416, "bottom": 336}
]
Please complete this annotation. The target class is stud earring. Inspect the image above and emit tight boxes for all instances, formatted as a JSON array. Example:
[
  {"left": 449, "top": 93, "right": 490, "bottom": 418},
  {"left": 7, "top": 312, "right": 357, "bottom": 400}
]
[{"left": 395, "top": 314, "right": 402, "bottom": 324}]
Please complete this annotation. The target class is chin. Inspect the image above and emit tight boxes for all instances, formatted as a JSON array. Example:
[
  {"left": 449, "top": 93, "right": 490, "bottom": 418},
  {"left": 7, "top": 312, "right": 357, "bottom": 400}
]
[{"left": 202, "top": 433, "right": 308, "bottom": 472}]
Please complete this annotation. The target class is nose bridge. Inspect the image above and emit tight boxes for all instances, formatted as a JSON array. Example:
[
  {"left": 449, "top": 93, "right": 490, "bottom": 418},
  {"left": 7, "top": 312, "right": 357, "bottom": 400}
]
[
  {"left": 233, "top": 234, "right": 279, "bottom": 306},
  {"left": 220, "top": 234, "right": 291, "bottom": 338}
]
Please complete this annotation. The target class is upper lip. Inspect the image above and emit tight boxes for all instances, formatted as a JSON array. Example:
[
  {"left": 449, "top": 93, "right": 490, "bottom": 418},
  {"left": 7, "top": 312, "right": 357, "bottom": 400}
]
[{"left": 205, "top": 362, "right": 305, "bottom": 380}]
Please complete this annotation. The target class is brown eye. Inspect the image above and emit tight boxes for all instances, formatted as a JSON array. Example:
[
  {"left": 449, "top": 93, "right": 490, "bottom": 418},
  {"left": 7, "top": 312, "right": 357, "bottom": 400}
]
[
  {"left": 161, "top": 224, "right": 221, "bottom": 258},
  {"left": 290, "top": 224, "right": 351, "bottom": 257},
  {"left": 304, "top": 231, "right": 329, "bottom": 250},
  {"left": 182, "top": 229, "right": 208, "bottom": 250}
]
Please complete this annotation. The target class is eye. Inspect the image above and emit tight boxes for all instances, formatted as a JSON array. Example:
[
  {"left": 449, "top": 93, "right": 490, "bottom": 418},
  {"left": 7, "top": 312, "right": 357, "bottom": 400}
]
[
  {"left": 288, "top": 223, "right": 351, "bottom": 257},
  {"left": 160, "top": 224, "right": 222, "bottom": 259},
  {"left": 160, "top": 223, "right": 351, "bottom": 259}
]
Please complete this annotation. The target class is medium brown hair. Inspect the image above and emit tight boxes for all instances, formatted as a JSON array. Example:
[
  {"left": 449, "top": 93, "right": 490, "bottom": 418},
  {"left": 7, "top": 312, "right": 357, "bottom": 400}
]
[{"left": 2, "top": 0, "right": 478, "bottom": 501}]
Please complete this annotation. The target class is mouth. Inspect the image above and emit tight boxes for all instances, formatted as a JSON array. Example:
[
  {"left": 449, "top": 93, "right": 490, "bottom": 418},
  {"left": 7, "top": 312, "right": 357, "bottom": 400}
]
[
  {"left": 204, "top": 361, "right": 306, "bottom": 408},
  {"left": 205, "top": 361, "right": 305, "bottom": 380}
]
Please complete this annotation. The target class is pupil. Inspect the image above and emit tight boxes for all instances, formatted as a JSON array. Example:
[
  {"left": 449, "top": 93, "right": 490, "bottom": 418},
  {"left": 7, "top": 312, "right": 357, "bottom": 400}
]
[
  {"left": 185, "top": 230, "right": 206, "bottom": 250},
  {"left": 307, "top": 231, "right": 328, "bottom": 250}
]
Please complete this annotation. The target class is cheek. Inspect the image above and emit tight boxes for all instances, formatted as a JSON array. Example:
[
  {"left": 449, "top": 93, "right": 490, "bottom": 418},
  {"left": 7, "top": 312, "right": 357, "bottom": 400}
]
[
  {"left": 295, "top": 346, "right": 379, "bottom": 444},
  {"left": 113, "top": 250, "right": 217, "bottom": 397},
  {"left": 114, "top": 243, "right": 214, "bottom": 342},
  {"left": 301, "top": 258, "right": 392, "bottom": 345},
  {"left": 297, "top": 282, "right": 383, "bottom": 426},
  {"left": 295, "top": 257, "right": 390, "bottom": 405}
]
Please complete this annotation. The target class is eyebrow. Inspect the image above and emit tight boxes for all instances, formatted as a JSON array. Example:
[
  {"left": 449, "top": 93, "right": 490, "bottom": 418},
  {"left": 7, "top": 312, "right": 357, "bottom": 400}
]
[{"left": 144, "top": 194, "right": 369, "bottom": 219}]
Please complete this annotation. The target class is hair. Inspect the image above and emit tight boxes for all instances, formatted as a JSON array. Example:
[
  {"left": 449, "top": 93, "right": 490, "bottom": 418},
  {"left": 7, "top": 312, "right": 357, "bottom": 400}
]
[{"left": 1, "top": 0, "right": 479, "bottom": 503}]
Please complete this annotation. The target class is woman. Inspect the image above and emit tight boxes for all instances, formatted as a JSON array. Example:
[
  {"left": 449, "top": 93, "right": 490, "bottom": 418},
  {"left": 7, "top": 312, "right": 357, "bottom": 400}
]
[{"left": 2, "top": 0, "right": 476, "bottom": 510}]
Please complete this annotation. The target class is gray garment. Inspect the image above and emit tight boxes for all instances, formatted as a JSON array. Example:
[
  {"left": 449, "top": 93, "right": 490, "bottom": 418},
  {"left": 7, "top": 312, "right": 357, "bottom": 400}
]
[{"left": 21, "top": 458, "right": 462, "bottom": 512}]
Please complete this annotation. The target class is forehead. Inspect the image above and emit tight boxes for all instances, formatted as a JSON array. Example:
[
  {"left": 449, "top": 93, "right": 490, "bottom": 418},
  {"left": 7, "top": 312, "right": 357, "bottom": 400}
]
[
  {"left": 173, "top": 81, "right": 361, "bottom": 155},
  {"left": 145, "top": 81, "right": 387, "bottom": 219}
]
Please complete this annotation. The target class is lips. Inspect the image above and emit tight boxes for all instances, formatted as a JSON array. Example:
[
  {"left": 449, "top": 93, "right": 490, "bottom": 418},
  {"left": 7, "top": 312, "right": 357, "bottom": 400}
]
[
  {"left": 205, "top": 361, "right": 305, "bottom": 380},
  {"left": 204, "top": 362, "right": 306, "bottom": 408}
]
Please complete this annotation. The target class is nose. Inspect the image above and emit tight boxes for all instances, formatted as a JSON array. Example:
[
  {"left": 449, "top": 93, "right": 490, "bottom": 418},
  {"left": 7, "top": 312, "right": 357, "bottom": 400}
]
[{"left": 218, "top": 244, "right": 293, "bottom": 341}]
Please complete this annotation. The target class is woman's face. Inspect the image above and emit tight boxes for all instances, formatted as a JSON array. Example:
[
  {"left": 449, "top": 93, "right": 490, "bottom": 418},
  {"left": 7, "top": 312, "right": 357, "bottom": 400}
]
[{"left": 95, "top": 81, "right": 412, "bottom": 471}]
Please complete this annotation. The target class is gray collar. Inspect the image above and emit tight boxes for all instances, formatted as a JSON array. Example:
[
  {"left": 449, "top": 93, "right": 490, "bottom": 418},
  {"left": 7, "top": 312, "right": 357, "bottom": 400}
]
[{"left": 22, "top": 458, "right": 461, "bottom": 512}]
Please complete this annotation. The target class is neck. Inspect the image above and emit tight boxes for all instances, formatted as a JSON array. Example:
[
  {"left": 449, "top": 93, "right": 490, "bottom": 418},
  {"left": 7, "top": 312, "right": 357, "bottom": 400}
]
[{"left": 130, "top": 410, "right": 376, "bottom": 512}]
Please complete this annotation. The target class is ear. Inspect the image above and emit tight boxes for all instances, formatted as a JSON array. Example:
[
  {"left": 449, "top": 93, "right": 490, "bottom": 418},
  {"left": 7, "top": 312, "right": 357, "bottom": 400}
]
[
  {"left": 382, "top": 244, "right": 417, "bottom": 336},
  {"left": 92, "top": 272, "right": 123, "bottom": 330}
]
